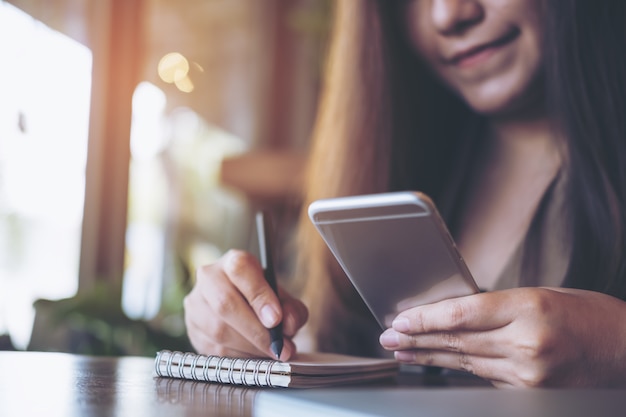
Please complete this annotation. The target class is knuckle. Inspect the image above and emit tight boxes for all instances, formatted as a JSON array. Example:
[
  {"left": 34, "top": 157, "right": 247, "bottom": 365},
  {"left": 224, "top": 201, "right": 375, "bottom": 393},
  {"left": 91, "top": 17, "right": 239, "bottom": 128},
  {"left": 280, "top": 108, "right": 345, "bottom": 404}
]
[
  {"left": 407, "top": 334, "right": 420, "bottom": 348},
  {"left": 247, "top": 291, "right": 270, "bottom": 310},
  {"left": 186, "top": 315, "right": 230, "bottom": 349},
  {"left": 517, "top": 366, "right": 549, "bottom": 387},
  {"left": 411, "top": 310, "right": 427, "bottom": 333},
  {"left": 212, "top": 290, "right": 237, "bottom": 317},
  {"left": 209, "top": 322, "right": 229, "bottom": 344},
  {"left": 448, "top": 300, "right": 468, "bottom": 329},
  {"left": 441, "top": 332, "right": 462, "bottom": 352},
  {"left": 422, "top": 350, "right": 436, "bottom": 366},
  {"left": 195, "top": 263, "right": 217, "bottom": 283},
  {"left": 518, "top": 327, "right": 557, "bottom": 362},
  {"left": 522, "top": 288, "right": 554, "bottom": 316},
  {"left": 520, "top": 332, "right": 555, "bottom": 362},
  {"left": 458, "top": 353, "right": 474, "bottom": 374},
  {"left": 223, "top": 249, "right": 257, "bottom": 277}
]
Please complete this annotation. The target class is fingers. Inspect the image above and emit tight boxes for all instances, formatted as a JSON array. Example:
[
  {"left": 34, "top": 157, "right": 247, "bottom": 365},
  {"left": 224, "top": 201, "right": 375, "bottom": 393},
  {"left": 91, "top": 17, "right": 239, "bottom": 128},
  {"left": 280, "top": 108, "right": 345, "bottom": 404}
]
[
  {"left": 202, "top": 266, "right": 274, "bottom": 345},
  {"left": 185, "top": 308, "right": 265, "bottom": 357},
  {"left": 217, "top": 250, "right": 308, "bottom": 339},
  {"left": 184, "top": 249, "right": 308, "bottom": 361},
  {"left": 377, "top": 291, "right": 519, "bottom": 384},
  {"left": 379, "top": 288, "right": 588, "bottom": 387},
  {"left": 393, "top": 348, "right": 514, "bottom": 385},
  {"left": 393, "top": 348, "right": 553, "bottom": 388},
  {"left": 278, "top": 287, "right": 309, "bottom": 337},
  {"left": 380, "top": 328, "right": 508, "bottom": 358},
  {"left": 379, "top": 291, "right": 529, "bottom": 377},
  {"left": 220, "top": 250, "right": 282, "bottom": 328},
  {"left": 186, "top": 314, "right": 298, "bottom": 361},
  {"left": 391, "top": 291, "right": 515, "bottom": 334}
]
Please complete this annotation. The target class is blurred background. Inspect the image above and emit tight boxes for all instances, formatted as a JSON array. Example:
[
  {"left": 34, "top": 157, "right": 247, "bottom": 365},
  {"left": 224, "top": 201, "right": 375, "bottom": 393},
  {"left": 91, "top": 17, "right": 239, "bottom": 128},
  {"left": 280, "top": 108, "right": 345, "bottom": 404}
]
[{"left": 0, "top": 0, "right": 330, "bottom": 356}]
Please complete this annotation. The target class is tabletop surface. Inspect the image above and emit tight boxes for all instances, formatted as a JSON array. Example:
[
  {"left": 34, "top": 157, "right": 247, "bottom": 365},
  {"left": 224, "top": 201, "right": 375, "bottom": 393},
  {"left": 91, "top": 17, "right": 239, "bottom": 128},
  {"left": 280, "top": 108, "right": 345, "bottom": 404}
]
[
  {"left": 1, "top": 350, "right": 623, "bottom": 417},
  {"left": 0, "top": 350, "right": 489, "bottom": 417},
  {"left": 0, "top": 351, "right": 259, "bottom": 417}
]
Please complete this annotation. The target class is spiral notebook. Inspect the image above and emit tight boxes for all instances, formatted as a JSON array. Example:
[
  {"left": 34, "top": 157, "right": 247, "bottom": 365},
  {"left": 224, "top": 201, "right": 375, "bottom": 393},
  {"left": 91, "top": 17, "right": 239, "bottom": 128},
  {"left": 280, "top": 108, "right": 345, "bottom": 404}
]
[{"left": 154, "top": 350, "right": 399, "bottom": 388}]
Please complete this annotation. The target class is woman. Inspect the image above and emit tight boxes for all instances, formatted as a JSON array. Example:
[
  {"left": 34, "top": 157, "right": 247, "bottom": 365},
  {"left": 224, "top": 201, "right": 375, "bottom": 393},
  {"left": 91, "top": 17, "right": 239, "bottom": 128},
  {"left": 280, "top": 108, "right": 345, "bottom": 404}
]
[{"left": 184, "top": 0, "right": 626, "bottom": 387}]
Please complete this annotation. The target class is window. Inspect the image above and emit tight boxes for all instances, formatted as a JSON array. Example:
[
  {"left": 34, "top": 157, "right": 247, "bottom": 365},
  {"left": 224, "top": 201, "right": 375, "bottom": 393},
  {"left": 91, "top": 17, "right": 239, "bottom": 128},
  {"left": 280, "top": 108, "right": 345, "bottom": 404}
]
[
  {"left": 1, "top": 0, "right": 329, "bottom": 355},
  {"left": 0, "top": 2, "right": 91, "bottom": 348}
]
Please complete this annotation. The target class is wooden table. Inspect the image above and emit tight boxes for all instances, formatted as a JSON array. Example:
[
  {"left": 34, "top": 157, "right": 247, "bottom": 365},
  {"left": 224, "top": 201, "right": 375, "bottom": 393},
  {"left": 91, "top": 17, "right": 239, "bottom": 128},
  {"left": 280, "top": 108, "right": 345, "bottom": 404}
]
[
  {"left": 0, "top": 351, "right": 487, "bottom": 417},
  {"left": 0, "top": 351, "right": 260, "bottom": 417},
  {"left": 6, "top": 351, "right": 623, "bottom": 417}
]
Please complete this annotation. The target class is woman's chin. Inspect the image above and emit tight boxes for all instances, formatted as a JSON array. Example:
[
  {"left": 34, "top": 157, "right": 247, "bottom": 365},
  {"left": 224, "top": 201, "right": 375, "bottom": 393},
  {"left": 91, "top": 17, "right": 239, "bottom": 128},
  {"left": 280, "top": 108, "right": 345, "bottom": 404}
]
[{"left": 459, "top": 79, "right": 544, "bottom": 119}]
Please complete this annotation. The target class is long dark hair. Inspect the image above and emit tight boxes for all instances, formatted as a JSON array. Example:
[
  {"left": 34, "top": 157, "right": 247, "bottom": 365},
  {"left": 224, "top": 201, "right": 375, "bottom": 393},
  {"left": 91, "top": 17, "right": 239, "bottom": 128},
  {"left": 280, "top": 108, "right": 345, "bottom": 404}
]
[
  {"left": 544, "top": 1, "right": 626, "bottom": 298},
  {"left": 295, "top": 0, "right": 626, "bottom": 354}
]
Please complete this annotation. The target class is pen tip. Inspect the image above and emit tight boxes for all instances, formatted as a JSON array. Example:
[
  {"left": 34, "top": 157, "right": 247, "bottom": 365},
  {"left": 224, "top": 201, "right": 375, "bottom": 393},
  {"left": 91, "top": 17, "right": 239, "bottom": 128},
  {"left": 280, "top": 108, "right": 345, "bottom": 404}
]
[{"left": 270, "top": 340, "right": 283, "bottom": 360}]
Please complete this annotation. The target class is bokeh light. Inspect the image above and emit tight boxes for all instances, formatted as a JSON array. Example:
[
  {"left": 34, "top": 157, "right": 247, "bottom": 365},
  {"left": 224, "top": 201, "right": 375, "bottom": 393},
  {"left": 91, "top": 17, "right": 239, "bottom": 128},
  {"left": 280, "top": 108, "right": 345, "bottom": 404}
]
[{"left": 157, "top": 52, "right": 189, "bottom": 84}]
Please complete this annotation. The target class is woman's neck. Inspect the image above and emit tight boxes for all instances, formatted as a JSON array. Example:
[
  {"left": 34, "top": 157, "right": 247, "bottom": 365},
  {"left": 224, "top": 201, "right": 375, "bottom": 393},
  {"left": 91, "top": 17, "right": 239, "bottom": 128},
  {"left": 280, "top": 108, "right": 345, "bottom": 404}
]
[
  {"left": 455, "top": 111, "right": 563, "bottom": 290},
  {"left": 486, "top": 111, "right": 562, "bottom": 178}
]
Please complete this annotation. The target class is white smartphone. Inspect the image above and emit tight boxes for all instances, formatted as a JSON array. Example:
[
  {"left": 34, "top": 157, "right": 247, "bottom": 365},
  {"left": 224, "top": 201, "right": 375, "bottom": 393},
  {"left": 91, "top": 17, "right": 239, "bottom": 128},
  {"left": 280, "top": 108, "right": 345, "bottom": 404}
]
[{"left": 308, "top": 191, "right": 480, "bottom": 328}]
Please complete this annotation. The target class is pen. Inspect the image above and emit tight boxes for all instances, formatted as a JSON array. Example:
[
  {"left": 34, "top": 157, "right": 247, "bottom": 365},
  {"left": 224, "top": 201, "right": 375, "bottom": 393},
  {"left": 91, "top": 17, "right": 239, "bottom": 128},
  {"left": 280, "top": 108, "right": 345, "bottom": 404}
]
[{"left": 256, "top": 210, "right": 284, "bottom": 360}]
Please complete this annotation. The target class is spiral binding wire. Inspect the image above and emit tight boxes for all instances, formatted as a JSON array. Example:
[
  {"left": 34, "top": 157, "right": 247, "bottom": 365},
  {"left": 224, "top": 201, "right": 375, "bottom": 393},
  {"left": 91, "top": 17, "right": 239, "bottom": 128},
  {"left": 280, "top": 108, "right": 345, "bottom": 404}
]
[
  {"left": 241, "top": 359, "right": 253, "bottom": 386},
  {"left": 155, "top": 350, "right": 278, "bottom": 387}
]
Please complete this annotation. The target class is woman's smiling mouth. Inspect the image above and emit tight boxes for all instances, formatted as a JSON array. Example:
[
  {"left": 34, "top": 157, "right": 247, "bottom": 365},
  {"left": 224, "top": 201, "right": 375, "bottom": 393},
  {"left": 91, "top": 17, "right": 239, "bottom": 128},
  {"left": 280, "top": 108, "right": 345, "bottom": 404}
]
[{"left": 447, "top": 28, "right": 521, "bottom": 69}]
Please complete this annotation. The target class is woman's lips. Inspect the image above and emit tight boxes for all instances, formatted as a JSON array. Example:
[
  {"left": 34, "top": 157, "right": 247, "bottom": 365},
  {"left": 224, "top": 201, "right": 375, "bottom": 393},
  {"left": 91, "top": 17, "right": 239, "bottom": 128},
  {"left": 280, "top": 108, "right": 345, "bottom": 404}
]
[{"left": 448, "top": 29, "right": 520, "bottom": 69}]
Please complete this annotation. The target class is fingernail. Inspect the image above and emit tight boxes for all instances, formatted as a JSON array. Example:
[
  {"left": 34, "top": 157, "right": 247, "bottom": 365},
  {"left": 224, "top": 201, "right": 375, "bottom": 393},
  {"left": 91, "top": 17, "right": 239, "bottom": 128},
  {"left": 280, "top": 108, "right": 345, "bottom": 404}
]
[
  {"left": 379, "top": 330, "right": 400, "bottom": 348},
  {"left": 395, "top": 351, "right": 416, "bottom": 362},
  {"left": 260, "top": 305, "right": 279, "bottom": 328},
  {"left": 392, "top": 317, "right": 410, "bottom": 332}
]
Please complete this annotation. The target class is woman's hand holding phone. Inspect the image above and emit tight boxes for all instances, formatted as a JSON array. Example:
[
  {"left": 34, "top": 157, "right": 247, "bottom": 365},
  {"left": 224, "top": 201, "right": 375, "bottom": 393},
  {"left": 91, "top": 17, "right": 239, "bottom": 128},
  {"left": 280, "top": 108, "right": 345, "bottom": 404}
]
[
  {"left": 183, "top": 249, "right": 308, "bottom": 361},
  {"left": 379, "top": 287, "right": 626, "bottom": 387}
]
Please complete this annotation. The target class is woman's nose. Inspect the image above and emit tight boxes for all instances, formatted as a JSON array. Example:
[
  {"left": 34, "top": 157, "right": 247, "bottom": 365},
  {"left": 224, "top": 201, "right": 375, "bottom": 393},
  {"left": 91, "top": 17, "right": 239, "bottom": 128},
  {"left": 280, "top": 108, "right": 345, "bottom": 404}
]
[{"left": 431, "top": 0, "right": 484, "bottom": 35}]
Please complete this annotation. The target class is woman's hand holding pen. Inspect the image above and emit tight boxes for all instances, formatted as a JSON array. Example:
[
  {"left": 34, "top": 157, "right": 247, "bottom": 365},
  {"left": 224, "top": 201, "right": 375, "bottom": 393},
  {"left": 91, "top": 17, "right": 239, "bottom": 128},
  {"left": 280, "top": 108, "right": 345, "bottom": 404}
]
[
  {"left": 184, "top": 249, "right": 309, "bottom": 361},
  {"left": 379, "top": 287, "right": 626, "bottom": 387}
]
